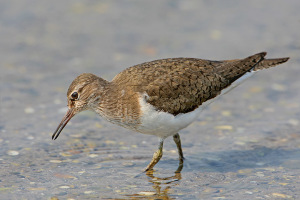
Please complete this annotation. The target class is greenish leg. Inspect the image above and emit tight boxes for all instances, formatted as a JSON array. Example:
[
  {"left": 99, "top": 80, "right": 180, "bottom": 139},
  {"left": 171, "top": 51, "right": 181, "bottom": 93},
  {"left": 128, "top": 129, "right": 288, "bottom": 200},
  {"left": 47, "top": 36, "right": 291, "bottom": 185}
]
[
  {"left": 145, "top": 139, "right": 164, "bottom": 172},
  {"left": 173, "top": 133, "right": 184, "bottom": 173}
]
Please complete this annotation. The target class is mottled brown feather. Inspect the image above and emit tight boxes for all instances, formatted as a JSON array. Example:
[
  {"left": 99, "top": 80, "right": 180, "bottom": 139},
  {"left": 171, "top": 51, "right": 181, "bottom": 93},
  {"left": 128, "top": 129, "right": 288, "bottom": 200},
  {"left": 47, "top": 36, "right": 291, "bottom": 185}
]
[
  {"left": 111, "top": 52, "right": 288, "bottom": 115},
  {"left": 253, "top": 57, "right": 289, "bottom": 71}
]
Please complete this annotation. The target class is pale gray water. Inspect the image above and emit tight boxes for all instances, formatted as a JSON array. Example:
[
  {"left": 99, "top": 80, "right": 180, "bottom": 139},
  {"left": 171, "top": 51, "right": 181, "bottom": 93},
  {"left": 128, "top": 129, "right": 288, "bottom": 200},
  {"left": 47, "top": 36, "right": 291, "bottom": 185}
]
[{"left": 1, "top": 1, "right": 300, "bottom": 199}]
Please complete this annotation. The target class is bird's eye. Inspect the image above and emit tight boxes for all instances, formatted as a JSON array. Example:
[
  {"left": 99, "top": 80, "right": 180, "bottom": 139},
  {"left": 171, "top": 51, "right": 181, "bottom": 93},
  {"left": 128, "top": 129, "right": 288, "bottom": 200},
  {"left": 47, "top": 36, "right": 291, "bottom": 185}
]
[{"left": 71, "top": 92, "right": 78, "bottom": 100}]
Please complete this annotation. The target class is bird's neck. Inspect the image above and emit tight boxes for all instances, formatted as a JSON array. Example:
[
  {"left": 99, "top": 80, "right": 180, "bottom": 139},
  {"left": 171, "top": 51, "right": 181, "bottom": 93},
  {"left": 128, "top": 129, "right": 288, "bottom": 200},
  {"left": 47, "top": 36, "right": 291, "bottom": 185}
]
[{"left": 92, "top": 82, "right": 142, "bottom": 129}]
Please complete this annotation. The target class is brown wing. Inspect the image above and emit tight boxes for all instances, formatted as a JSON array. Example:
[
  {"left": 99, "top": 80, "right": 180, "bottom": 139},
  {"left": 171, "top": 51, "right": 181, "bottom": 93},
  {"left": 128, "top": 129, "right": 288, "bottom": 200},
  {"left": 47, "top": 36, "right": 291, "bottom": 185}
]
[
  {"left": 112, "top": 58, "right": 230, "bottom": 115},
  {"left": 144, "top": 60, "right": 230, "bottom": 115},
  {"left": 112, "top": 52, "right": 287, "bottom": 115}
]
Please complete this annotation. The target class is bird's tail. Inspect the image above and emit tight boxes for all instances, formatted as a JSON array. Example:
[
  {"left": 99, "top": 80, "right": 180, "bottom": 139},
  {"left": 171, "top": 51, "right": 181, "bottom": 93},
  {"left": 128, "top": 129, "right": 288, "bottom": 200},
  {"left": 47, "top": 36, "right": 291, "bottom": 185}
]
[
  {"left": 253, "top": 56, "right": 290, "bottom": 71},
  {"left": 217, "top": 52, "right": 289, "bottom": 83}
]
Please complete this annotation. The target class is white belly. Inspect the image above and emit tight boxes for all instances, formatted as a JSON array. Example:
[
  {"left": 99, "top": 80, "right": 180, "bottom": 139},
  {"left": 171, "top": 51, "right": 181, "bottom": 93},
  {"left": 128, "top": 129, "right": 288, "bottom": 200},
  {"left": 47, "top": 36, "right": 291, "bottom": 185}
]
[{"left": 136, "top": 95, "right": 209, "bottom": 139}]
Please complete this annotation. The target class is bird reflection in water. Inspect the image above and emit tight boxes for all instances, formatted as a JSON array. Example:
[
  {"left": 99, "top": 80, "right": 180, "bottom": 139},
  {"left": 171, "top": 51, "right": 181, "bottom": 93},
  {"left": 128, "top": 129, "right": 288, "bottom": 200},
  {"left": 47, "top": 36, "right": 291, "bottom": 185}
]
[{"left": 125, "top": 170, "right": 182, "bottom": 199}]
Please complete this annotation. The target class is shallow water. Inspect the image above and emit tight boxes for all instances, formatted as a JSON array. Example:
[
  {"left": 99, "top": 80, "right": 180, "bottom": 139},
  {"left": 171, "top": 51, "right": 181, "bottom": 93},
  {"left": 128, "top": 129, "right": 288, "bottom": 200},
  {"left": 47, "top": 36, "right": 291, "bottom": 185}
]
[{"left": 1, "top": 1, "right": 300, "bottom": 199}]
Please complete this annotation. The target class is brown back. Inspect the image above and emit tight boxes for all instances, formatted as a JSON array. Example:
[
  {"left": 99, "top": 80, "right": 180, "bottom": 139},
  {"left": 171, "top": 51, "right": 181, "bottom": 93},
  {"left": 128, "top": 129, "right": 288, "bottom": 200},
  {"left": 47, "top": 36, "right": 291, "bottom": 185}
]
[{"left": 112, "top": 52, "right": 288, "bottom": 115}]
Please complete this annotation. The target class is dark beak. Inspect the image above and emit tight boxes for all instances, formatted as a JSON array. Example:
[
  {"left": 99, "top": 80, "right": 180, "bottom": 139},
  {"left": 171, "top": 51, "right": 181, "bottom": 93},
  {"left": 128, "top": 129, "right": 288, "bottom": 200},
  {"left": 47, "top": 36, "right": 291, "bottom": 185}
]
[{"left": 52, "top": 108, "right": 75, "bottom": 140}]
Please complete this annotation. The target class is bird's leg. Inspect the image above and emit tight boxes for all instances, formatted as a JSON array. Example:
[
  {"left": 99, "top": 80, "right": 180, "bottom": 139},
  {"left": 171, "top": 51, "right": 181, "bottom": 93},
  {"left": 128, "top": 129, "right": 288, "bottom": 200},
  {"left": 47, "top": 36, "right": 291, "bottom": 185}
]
[
  {"left": 145, "top": 138, "right": 164, "bottom": 172},
  {"left": 173, "top": 133, "right": 184, "bottom": 173}
]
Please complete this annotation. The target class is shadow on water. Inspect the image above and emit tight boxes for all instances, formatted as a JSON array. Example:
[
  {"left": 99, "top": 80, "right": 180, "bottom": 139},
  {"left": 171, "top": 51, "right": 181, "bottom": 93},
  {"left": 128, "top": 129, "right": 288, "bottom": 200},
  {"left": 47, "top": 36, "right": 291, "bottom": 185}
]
[
  {"left": 47, "top": 137, "right": 299, "bottom": 171},
  {"left": 188, "top": 146, "right": 300, "bottom": 173},
  {"left": 121, "top": 146, "right": 299, "bottom": 199},
  {"left": 119, "top": 171, "right": 226, "bottom": 200},
  {"left": 4, "top": 138, "right": 297, "bottom": 199},
  {"left": 62, "top": 143, "right": 298, "bottom": 199},
  {"left": 47, "top": 131, "right": 300, "bottom": 173}
]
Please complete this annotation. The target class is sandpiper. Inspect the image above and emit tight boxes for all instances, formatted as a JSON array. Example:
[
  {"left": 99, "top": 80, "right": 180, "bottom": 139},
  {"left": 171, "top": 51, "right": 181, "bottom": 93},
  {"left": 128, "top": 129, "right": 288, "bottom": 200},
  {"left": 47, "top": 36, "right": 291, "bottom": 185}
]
[{"left": 52, "top": 52, "right": 289, "bottom": 172}]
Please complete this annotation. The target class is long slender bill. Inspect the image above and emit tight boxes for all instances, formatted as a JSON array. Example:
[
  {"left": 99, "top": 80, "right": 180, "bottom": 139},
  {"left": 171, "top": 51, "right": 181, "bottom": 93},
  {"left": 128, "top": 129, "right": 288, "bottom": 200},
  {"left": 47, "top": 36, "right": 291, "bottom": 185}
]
[{"left": 52, "top": 108, "right": 75, "bottom": 140}]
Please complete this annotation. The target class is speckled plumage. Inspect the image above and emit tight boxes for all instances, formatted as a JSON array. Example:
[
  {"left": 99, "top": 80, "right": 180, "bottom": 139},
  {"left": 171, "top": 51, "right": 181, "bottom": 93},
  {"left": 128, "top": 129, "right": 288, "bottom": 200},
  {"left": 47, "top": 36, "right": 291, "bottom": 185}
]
[
  {"left": 111, "top": 52, "right": 288, "bottom": 116},
  {"left": 53, "top": 52, "right": 289, "bottom": 172}
]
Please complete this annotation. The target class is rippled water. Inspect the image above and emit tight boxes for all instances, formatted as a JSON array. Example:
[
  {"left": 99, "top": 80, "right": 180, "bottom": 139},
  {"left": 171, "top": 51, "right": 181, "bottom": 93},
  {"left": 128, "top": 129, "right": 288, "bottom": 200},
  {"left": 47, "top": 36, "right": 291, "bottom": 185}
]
[{"left": 1, "top": 1, "right": 300, "bottom": 199}]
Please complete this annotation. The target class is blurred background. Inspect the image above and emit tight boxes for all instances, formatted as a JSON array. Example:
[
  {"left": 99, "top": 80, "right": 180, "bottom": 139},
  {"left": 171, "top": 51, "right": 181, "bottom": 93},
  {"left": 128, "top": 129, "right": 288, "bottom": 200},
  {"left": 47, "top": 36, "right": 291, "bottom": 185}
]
[{"left": 1, "top": 1, "right": 300, "bottom": 199}]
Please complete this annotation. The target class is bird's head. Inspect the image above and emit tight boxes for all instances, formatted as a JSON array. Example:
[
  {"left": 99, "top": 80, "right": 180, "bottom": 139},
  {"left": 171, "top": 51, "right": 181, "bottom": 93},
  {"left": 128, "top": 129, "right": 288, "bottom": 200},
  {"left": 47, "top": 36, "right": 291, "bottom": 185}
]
[{"left": 52, "top": 73, "right": 107, "bottom": 140}]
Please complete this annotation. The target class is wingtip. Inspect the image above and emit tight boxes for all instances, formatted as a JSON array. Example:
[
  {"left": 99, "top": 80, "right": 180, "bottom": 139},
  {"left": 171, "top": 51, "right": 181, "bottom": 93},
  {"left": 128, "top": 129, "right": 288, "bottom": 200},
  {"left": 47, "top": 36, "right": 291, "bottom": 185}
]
[
  {"left": 259, "top": 52, "right": 267, "bottom": 57},
  {"left": 259, "top": 52, "right": 289, "bottom": 63}
]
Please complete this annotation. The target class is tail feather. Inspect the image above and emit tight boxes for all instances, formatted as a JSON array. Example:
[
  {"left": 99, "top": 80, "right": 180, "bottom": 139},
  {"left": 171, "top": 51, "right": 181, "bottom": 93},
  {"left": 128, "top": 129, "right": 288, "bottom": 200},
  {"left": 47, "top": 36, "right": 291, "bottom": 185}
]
[
  {"left": 214, "top": 53, "right": 289, "bottom": 102},
  {"left": 253, "top": 57, "right": 290, "bottom": 71},
  {"left": 216, "top": 52, "right": 289, "bottom": 83}
]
